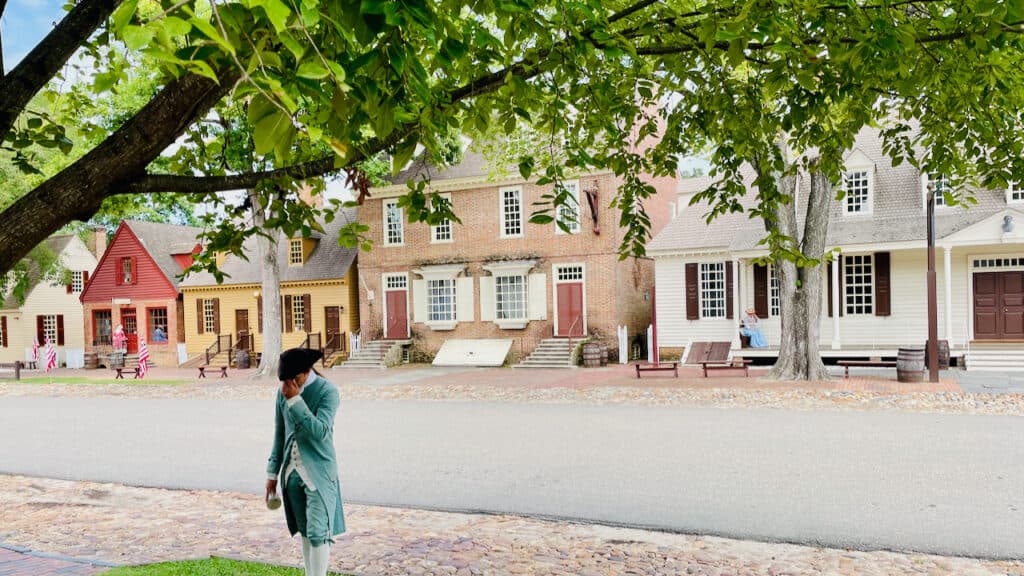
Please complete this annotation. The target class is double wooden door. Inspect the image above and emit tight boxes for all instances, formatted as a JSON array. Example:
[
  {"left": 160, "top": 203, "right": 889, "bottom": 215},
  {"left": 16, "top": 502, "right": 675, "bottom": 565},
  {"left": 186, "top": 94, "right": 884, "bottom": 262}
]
[{"left": 974, "top": 271, "right": 1024, "bottom": 339}]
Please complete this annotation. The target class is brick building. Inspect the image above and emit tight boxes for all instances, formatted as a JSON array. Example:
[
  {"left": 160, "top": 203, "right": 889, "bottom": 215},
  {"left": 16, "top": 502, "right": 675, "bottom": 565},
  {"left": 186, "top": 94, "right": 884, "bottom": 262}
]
[{"left": 355, "top": 148, "right": 677, "bottom": 365}]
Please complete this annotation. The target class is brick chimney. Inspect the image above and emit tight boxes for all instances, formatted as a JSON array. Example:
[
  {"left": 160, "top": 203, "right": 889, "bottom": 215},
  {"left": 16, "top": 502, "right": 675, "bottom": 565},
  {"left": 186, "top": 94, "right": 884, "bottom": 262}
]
[
  {"left": 297, "top": 182, "right": 324, "bottom": 208},
  {"left": 92, "top": 227, "right": 108, "bottom": 257}
]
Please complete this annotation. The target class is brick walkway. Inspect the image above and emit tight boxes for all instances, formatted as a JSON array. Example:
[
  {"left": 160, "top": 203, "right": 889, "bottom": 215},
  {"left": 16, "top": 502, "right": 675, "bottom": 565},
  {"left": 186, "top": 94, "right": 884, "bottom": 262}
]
[{"left": 0, "top": 544, "right": 114, "bottom": 575}]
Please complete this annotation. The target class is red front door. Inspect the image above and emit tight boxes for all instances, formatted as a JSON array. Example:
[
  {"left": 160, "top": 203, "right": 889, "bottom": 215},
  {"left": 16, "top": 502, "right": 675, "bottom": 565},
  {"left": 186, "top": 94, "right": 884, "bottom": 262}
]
[
  {"left": 121, "top": 309, "right": 139, "bottom": 353},
  {"left": 974, "top": 271, "right": 1024, "bottom": 339},
  {"left": 385, "top": 290, "right": 408, "bottom": 339},
  {"left": 556, "top": 282, "right": 584, "bottom": 337}
]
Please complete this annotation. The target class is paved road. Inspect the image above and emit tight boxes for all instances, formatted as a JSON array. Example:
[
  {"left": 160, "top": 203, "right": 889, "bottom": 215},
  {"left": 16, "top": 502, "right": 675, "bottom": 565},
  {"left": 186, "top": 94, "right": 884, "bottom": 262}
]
[{"left": 1, "top": 398, "right": 1022, "bottom": 559}]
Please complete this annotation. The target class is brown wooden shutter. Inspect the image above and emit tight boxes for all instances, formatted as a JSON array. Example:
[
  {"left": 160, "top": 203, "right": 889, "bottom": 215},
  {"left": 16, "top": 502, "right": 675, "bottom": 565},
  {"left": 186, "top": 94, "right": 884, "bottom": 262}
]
[
  {"left": 57, "top": 315, "right": 65, "bottom": 345},
  {"left": 284, "top": 295, "right": 294, "bottom": 332},
  {"left": 874, "top": 252, "right": 891, "bottom": 316},
  {"left": 130, "top": 257, "right": 138, "bottom": 285},
  {"left": 36, "top": 315, "right": 45, "bottom": 343},
  {"left": 257, "top": 296, "right": 263, "bottom": 332},
  {"left": 753, "top": 264, "right": 769, "bottom": 317},
  {"left": 685, "top": 263, "right": 699, "bottom": 320},
  {"left": 725, "top": 261, "right": 734, "bottom": 319},
  {"left": 66, "top": 280, "right": 73, "bottom": 294},
  {"left": 1, "top": 316, "right": 7, "bottom": 347},
  {"left": 302, "top": 294, "right": 312, "bottom": 331},
  {"left": 212, "top": 298, "right": 221, "bottom": 333},
  {"left": 196, "top": 299, "right": 204, "bottom": 334},
  {"left": 83, "top": 270, "right": 89, "bottom": 285}
]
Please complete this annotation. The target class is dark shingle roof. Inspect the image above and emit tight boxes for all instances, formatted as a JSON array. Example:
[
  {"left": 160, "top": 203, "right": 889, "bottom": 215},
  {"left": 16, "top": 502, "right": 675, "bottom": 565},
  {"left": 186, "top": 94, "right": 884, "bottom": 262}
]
[
  {"left": 125, "top": 221, "right": 204, "bottom": 288},
  {"left": 387, "top": 147, "right": 491, "bottom": 185},
  {"left": 179, "top": 208, "right": 358, "bottom": 287},
  {"left": 2, "top": 235, "right": 76, "bottom": 308}
]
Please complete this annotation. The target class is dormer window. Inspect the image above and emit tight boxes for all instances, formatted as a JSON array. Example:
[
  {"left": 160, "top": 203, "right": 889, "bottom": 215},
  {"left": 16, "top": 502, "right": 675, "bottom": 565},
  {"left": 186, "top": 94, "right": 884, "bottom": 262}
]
[
  {"left": 923, "top": 172, "right": 953, "bottom": 207},
  {"left": 1008, "top": 183, "right": 1024, "bottom": 205},
  {"left": 289, "top": 239, "right": 303, "bottom": 265},
  {"left": 844, "top": 170, "right": 872, "bottom": 214},
  {"left": 71, "top": 271, "right": 84, "bottom": 293}
]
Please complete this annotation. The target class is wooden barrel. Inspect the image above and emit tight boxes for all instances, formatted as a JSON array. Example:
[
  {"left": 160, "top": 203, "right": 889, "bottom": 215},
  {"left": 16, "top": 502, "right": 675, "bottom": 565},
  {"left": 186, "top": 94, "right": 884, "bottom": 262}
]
[
  {"left": 600, "top": 345, "right": 609, "bottom": 366},
  {"left": 924, "top": 340, "right": 950, "bottom": 370},
  {"left": 582, "top": 343, "right": 601, "bottom": 367},
  {"left": 83, "top": 352, "right": 99, "bottom": 369},
  {"left": 897, "top": 346, "right": 926, "bottom": 383}
]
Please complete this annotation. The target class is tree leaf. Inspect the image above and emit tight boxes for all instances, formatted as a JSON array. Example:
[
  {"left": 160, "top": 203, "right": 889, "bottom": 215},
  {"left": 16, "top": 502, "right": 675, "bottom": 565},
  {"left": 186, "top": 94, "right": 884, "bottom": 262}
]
[{"left": 296, "top": 61, "right": 330, "bottom": 79}]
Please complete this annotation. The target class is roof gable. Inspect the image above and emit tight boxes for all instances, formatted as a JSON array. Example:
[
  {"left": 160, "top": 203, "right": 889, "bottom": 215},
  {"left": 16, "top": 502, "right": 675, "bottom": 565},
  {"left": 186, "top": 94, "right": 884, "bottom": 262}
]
[
  {"left": 80, "top": 221, "right": 187, "bottom": 301},
  {"left": 941, "top": 208, "right": 1024, "bottom": 246}
]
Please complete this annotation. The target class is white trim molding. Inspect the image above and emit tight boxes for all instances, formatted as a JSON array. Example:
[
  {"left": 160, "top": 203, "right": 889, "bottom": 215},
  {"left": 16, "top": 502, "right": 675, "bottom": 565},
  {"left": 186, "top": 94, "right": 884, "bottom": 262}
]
[{"left": 482, "top": 260, "right": 537, "bottom": 329}]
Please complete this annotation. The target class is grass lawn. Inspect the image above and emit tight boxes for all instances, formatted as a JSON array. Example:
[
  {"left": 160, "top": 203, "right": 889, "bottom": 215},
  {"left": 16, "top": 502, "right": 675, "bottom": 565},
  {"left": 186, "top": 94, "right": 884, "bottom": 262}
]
[
  {"left": 101, "top": 557, "right": 349, "bottom": 575},
  {"left": 15, "top": 376, "right": 189, "bottom": 385}
]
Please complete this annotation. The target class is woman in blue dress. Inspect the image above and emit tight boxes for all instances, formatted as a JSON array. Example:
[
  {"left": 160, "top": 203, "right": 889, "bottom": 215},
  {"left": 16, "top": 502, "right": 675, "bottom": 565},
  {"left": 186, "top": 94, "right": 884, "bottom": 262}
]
[{"left": 741, "top": 308, "right": 768, "bottom": 348}]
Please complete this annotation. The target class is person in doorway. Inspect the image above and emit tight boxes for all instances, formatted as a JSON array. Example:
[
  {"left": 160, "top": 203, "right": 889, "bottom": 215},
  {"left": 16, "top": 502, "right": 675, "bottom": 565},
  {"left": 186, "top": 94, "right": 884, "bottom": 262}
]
[
  {"left": 112, "top": 324, "right": 126, "bottom": 352},
  {"left": 152, "top": 325, "right": 167, "bottom": 343},
  {"left": 741, "top": 308, "right": 768, "bottom": 348},
  {"left": 265, "top": 348, "right": 345, "bottom": 576}
]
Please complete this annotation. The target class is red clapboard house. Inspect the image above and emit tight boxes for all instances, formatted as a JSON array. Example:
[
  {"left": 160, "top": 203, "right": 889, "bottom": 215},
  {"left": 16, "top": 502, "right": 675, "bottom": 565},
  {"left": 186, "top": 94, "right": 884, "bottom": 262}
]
[{"left": 80, "top": 220, "right": 203, "bottom": 367}]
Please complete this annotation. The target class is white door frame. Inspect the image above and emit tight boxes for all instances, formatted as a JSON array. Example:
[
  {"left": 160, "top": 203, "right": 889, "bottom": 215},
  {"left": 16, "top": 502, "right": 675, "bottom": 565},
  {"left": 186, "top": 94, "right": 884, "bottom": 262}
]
[
  {"left": 552, "top": 263, "right": 587, "bottom": 337},
  {"left": 381, "top": 272, "right": 410, "bottom": 339},
  {"left": 966, "top": 253, "right": 1024, "bottom": 342}
]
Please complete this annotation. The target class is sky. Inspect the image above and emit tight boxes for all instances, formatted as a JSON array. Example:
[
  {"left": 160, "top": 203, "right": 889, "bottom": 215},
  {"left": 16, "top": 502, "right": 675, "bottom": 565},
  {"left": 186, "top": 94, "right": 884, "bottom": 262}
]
[{"left": 1, "top": 0, "right": 66, "bottom": 71}]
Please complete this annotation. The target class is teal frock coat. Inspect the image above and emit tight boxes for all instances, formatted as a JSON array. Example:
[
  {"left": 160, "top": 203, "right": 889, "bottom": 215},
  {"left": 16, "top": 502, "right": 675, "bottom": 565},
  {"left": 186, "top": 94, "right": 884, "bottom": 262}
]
[{"left": 266, "top": 373, "right": 346, "bottom": 540}]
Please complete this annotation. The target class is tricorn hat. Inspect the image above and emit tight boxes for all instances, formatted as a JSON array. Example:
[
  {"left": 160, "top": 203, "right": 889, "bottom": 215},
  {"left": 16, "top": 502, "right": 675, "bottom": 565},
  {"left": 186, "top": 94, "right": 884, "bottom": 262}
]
[{"left": 278, "top": 348, "right": 324, "bottom": 381}]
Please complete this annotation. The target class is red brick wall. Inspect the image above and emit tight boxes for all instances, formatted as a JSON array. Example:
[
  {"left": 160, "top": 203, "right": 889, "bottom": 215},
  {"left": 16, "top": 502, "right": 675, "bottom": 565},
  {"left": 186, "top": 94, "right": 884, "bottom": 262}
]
[{"left": 83, "top": 298, "right": 182, "bottom": 366}]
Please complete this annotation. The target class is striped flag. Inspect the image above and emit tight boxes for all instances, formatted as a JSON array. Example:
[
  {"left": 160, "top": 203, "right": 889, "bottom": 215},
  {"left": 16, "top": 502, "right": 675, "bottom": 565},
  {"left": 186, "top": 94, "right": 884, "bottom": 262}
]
[
  {"left": 44, "top": 337, "right": 56, "bottom": 373},
  {"left": 137, "top": 337, "right": 149, "bottom": 379},
  {"left": 32, "top": 336, "right": 39, "bottom": 363}
]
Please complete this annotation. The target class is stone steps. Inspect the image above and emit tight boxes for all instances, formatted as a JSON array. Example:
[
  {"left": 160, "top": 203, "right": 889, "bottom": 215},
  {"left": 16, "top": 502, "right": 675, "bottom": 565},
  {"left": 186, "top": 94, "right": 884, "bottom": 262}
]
[
  {"left": 964, "top": 348, "right": 1024, "bottom": 371},
  {"left": 512, "top": 338, "right": 576, "bottom": 369},
  {"left": 336, "top": 341, "right": 400, "bottom": 369}
]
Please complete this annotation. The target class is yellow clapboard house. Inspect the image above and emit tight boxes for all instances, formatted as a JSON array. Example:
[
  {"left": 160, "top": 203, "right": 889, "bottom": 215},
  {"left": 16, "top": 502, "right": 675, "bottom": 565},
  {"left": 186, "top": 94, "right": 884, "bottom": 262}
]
[{"left": 180, "top": 211, "right": 359, "bottom": 368}]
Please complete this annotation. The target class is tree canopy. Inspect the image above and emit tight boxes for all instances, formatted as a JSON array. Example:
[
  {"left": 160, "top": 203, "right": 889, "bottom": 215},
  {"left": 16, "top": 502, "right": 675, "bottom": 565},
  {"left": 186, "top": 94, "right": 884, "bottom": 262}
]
[{"left": 1, "top": 0, "right": 1023, "bottom": 276}]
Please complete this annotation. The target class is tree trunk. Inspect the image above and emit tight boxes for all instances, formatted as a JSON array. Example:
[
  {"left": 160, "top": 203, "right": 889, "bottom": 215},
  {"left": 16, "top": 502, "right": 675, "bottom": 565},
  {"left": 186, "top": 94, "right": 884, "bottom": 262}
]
[
  {"left": 765, "top": 169, "right": 832, "bottom": 381},
  {"left": 251, "top": 192, "right": 283, "bottom": 381}
]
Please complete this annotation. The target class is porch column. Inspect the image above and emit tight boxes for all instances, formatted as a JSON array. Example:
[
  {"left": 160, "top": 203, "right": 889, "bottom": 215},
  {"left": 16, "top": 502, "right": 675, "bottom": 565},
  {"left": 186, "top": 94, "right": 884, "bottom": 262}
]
[
  {"left": 943, "top": 246, "right": 953, "bottom": 343},
  {"left": 732, "top": 259, "right": 742, "bottom": 349},
  {"left": 831, "top": 257, "right": 841, "bottom": 350}
]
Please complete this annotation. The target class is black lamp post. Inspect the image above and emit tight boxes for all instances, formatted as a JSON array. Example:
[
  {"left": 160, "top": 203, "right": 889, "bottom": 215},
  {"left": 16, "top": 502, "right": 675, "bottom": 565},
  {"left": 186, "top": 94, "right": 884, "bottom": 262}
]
[{"left": 926, "top": 184, "right": 940, "bottom": 383}]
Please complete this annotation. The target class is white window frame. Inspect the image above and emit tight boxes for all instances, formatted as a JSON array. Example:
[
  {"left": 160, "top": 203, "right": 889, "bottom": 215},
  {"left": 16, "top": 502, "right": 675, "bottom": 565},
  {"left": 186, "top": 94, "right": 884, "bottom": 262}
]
[
  {"left": 203, "top": 299, "right": 216, "bottom": 333},
  {"left": 288, "top": 239, "right": 303, "bottom": 265},
  {"left": 121, "top": 257, "right": 133, "bottom": 284},
  {"left": 769, "top": 264, "right": 781, "bottom": 317},
  {"left": 413, "top": 265, "right": 464, "bottom": 331},
  {"left": 292, "top": 296, "right": 306, "bottom": 332},
  {"left": 922, "top": 172, "right": 955, "bottom": 209},
  {"left": 427, "top": 279, "right": 455, "bottom": 323},
  {"left": 495, "top": 275, "right": 527, "bottom": 322},
  {"left": 555, "top": 180, "right": 581, "bottom": 235},
  {"left": 843, "top": 169, "right": 873, "bottom": 215},
  {"left": 552, "top": 263, "right": 587, "bottom": 336},
  {"left": 430, "top": 193, "right": 453, "bottom": 244},
  {"left": 42, "top": 314, "right": 58, "bottom": 344},
  {"left": 499, "top": 186, "right": 524, "bottom": 238},
  {"left": 71, "top": 270, "right": 85, "bottom": 293},
  {"left": 843, "top": 254, "right": 874, "bottom": 315},
  {"left": 384, "top": 199, "right": 404, "bottom": 246},
  {"left": 699, "top": 262, "right": 726, "bottom": 319},
  {"left": 1007, "top": 182, "right": 1024, "bottom": 205}
]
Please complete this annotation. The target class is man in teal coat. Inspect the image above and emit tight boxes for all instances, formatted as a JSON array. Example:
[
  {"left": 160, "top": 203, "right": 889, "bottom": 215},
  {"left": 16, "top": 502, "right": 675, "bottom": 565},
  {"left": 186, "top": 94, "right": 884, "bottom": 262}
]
[{"left": 266, "top": 348, "right": 345, "bottom": 576}]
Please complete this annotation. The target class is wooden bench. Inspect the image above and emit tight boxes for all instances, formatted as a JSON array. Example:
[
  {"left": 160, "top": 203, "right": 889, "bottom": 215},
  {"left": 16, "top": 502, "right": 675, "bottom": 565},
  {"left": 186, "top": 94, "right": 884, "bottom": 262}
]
[
  {"left": 0, "top": 361, "right": 24, "bottom": 380},
  {"left": 700, "top": 359, "right": 753, "bottom": 377},
  {"left": 198, "top": 366, "right": 229, "bottom": 378},
  {"left": 635, "top": 362, "right": 679, "bottom": 378},
  {"left": 113, "top": 366, "right": 141, "bottom": 379},
  {"left": 837, "top": 360, "right": 897, "bottom": 378}
]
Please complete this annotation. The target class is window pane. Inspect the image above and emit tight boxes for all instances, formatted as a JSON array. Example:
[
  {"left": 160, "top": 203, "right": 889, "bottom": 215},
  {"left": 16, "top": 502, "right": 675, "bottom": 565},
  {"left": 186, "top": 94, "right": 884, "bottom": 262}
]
[
  {"left": 289, "top": 240, "right": 303, "bottom": 264},
  {"left": 700, "top": 263, "right": 726, "bottom": 318},
  {"left": 71, "top": 271, "right": 84, "bottom": 293},
  {"left": 292, "top": 296, "right": 306, "bottom": 332},
  {"left": 385, "top": 201, "right": 404, "bottom": 244},
  {"left": 204, "top": 299, "right": 216, "bottom": 333},
  {"left": 95, "top": 311, "right": 112, "bottom": 345},
  {"left": 427, "top": 279, "right": 455, "bottom": 322},
  {"left": 556, "top": 182, "right": 581, "bottom": 233},
  {"left": 496, "top": 275, "right": 526, "bottom": 320},
  {"left": 43, "top": 315, "right": 57, "bottom": 343},
  {"left": 843, "top": 254, "right": 874, "bottom": 315},
  {"left": 769, "top": 265, "right": 780, "bottom": 317},
  {"left": 844, "top": 171, "right": 870, "bottom": 213},
  {"left": 502, "top": 188, "right": 522, "bottom": 237},
  {"left": 148, "top": 308, "right": 168, "bottom": 342}
]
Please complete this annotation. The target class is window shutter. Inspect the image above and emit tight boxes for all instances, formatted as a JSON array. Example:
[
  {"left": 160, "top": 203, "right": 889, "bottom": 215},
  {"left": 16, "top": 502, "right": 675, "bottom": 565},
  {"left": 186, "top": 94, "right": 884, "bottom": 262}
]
[
  {"left": 528, "top": 273, "right": 546, "bottom": 321},
  {"left": 57, "top": 315, "right": 65, "bottom": 345},
  {"left": 130, "top": 257, "right": 138, "bottom": 285},
  {"left": 196, "top": 299, "right": 204, "bottom": 334},
  {"left": 36, "top": 315, "right": 45, "bottom": 343},
  {"left": 284, "top": 295, "right": 294, "bottom": 332},
  {"left": 66, "top": 280, "right": 73, "bottom": 294},
  {"left": 1, "top": 316, "right": 7, "bottom": 347},
  {"left": 725, "top": 261, "right": 734, "bottom": 320},
  {"left": 212, "top": 298, "right": 221, "bottom": 333},
  {"left": 412, "top": 280, "right": 426, "bottom": 323},
  {"left": 257, "top": 296, "right": 263, "bottom": 332},
  {"left": 753, "top": 264, "right": 769, "bottom": 317},
  {"left": 685, "top": 263, "right": 699, "bottom": 320},
  {"left": 302, "top": 294, "right": 312, "bottom": 330},
  {"left": 480, "top": 276, "right": 496, "bottom": 322},
  {"left": 456, "top": 277, "right": 474, "bottom": 322},
  {"left": 875, "top": 252, "right": 891, "bottom": 317},
  {"left": 83, "top": 270, "right": 89, "bottom": 285}
]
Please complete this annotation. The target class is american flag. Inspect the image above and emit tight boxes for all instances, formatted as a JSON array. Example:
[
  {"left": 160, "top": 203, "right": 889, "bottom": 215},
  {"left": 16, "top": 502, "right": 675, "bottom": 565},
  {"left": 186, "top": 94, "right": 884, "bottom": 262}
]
[
  {"left": 32, "top": 335, "right": 39, "bottom": 363},
  {"left": 44, "top": 337, "right": 56, "bottom": 373},
  {"left": 137, "top": 337, "right": 149, "bottom": 379}
]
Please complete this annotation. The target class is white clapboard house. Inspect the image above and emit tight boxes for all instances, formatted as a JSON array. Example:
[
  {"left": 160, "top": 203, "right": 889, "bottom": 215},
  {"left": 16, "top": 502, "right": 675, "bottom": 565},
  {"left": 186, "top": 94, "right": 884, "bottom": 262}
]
[{"left": 648, "top": 126, "right": 1024, "bottom": 370}]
